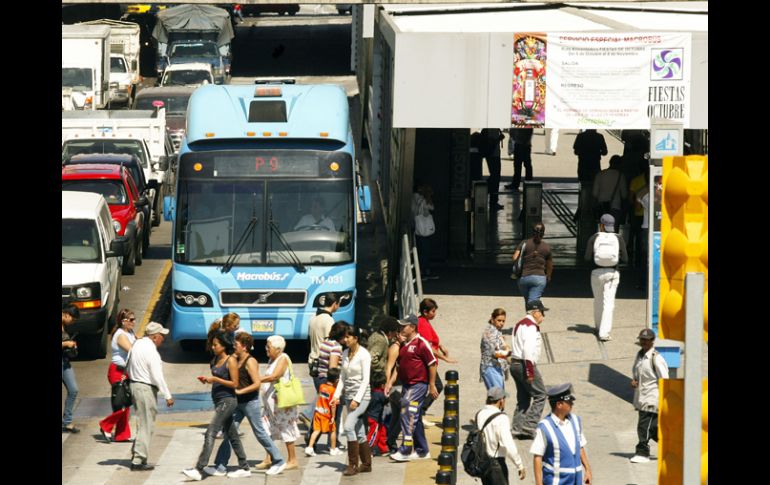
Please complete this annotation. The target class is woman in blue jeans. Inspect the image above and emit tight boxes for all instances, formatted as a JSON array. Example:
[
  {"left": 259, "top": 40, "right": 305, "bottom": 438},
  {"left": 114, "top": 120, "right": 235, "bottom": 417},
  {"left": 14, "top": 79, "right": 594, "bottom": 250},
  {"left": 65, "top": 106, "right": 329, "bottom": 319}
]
[
  {"left": 512, "top": 222, "right": 553, "bottom": 307},
  {"left": 331, "top": 325, "right": 372, "bottom": 476},
  {"left": 62, "top": 303, "right": 81, "bottom": 433},
  {"left": 479, "top": 308, "right": 511, "bottom": 390},
  {"left": 213, "top": 333, "right": 287, "bottom": 476}
]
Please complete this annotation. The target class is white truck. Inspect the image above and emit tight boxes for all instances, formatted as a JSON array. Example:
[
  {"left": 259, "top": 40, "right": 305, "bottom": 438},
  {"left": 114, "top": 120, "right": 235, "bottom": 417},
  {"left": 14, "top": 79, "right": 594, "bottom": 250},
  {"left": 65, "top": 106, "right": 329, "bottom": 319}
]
[
  {"left": 79, "top": 19, "right": 141, "bottom": 106},
  {"left": 61, "top": 109, "right": 172, "bottom": 227},
  {"left": 62, "top": 25, "right": 111, "bottom": 111}
]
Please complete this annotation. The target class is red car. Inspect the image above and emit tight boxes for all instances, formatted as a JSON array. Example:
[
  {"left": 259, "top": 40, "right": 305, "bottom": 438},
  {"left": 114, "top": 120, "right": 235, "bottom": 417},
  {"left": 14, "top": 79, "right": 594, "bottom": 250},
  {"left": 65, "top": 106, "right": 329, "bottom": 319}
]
[{"left": 62, "top": 164, "right": 149, "bottom": 275}]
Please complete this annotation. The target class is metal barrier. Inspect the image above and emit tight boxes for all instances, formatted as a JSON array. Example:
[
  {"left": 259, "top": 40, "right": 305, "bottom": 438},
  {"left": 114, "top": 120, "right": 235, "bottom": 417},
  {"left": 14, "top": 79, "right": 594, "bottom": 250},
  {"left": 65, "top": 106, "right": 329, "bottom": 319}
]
[
  {"left": 398, "top": 233, "right": 422, "bottom": 318},
  {"left": 438, "top": 370, "right": 460, "bottom": 485}
]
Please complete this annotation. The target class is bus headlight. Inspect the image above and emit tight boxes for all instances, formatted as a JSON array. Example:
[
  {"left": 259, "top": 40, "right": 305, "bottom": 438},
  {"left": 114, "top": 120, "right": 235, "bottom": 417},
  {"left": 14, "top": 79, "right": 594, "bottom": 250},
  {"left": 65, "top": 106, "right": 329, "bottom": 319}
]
[
  {"left": 313, "top": 291, "right": 353, "bottom": 308},
  {"left": 174, "top": 291, "right": 214, "bottom": 307}
]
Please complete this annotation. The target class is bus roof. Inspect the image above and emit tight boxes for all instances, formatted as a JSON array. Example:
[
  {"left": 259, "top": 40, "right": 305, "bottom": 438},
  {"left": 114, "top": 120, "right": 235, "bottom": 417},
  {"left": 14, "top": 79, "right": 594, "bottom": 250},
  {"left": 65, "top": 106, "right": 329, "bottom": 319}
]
[{"left": 186, "top": 84, "right": 349, "bottom": 145}]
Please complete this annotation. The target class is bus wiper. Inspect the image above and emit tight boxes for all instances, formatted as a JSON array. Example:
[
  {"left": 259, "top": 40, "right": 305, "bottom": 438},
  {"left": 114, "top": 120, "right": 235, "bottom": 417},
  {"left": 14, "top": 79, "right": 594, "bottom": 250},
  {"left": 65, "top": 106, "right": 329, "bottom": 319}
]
[
  {"left": 221, "top": 193, "right": 260, "bottom": 274},
  {"left": 268, "top": 219, "right": 307, "bottom": 273}
]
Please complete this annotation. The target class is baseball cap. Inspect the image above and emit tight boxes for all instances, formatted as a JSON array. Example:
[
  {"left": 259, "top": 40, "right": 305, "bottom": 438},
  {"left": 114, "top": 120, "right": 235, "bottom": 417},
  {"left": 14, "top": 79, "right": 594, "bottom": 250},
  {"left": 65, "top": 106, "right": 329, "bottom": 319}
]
[
  {"left": 398, "top": 314, "right": 419, "bottom": 326},
  {"left": 145, "top": 321, "right": 169, "bottom": 336},
  {"left": 600, "top": 213, "right": 615, "bottom": 232},
  {"left": 637, "top": 328, "right": 656, "bottom": 341},
  {"left": 525, "top": 300, "right": 547, "bottom": 313},
  {"left": 487, "top": 387, "right": 509, "bottom": 401}
]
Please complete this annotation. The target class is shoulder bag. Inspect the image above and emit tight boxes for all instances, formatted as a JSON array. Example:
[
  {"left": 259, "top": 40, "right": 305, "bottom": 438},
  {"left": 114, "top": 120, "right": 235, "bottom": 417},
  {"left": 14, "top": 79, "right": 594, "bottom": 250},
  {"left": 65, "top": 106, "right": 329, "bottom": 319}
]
[
  {"left": 275, "top": 355, "right": 306, "bottom": 408},
  {"left": 110, "top": 352, "right": 133, "bottom": 411},
  {"left": 511, "top": 241, "right": 526, "bottom": 280}
]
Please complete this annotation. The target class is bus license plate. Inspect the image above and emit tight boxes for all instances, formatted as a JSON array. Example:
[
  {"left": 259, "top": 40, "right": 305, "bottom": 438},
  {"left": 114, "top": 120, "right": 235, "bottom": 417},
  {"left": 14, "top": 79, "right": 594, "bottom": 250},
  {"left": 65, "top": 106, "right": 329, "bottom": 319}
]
[{"left": 251, "top": 320, "right": 274, "bottom": 333}]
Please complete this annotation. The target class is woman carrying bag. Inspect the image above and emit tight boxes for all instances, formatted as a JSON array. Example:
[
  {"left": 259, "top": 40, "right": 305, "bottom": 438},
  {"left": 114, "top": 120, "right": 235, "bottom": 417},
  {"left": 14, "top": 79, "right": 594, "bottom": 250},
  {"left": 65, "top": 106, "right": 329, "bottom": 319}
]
[{"left": 99, "top": 309, "right": 137, "bottom": 442}]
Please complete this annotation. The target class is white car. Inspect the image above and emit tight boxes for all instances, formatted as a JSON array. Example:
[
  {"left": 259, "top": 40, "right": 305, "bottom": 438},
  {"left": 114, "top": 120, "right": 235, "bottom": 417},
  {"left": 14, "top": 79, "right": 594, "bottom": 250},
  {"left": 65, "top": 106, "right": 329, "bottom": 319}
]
[
  {"left": 160, "top": 62, "right": 215, "bottom": 88},
  {"left": 109, "top": 54, "right": 134, "bottom": 105}
]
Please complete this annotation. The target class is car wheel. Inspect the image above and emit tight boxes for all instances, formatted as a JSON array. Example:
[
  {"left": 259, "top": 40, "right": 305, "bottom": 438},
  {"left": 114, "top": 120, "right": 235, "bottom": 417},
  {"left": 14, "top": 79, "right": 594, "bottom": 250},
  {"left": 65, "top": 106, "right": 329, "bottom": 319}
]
[
  {"left": 122, "top": 237, "right": 136, "bottom": 275},
  {"left": 135, "top": 233, "right": 143, "bottom": 266},
  {"left": 82, "top": 319, "right": 109, "bottom": 359},
  {"left": 142, "top": 223, "right": 151, "bottom": 253},
  {"left": 152, "top": 195, "right": 161, "bottom": 227}
]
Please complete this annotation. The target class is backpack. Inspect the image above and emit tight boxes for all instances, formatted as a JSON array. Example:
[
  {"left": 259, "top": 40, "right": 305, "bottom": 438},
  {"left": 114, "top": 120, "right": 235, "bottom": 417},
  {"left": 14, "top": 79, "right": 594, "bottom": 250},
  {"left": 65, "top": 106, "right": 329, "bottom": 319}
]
[
  {"left": 593, "top": 232, "right": 619, "bottom": 267},
  {"left": 461, "top": 411, "right": 503, "bottom": 477}
]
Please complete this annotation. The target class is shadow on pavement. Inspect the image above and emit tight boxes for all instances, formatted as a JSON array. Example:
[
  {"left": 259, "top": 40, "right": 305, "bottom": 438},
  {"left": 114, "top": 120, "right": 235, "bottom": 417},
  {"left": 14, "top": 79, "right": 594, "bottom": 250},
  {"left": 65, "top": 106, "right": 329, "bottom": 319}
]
[{"left": 588, "top": 363, "right": 634, "bottom": 405}]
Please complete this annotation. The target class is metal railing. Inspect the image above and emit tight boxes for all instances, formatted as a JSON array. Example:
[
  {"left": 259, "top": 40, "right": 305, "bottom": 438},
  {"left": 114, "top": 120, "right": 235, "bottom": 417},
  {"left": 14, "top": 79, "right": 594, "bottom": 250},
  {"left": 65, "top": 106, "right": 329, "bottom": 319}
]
[{"left": 398, "top": 233, "right": 422, "bottom": 318}]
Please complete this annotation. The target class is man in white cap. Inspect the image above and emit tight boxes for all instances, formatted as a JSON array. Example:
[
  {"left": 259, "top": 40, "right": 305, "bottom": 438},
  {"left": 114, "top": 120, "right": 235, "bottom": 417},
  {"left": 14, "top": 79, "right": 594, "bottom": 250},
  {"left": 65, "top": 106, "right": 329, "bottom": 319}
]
[
  {"left": 531, "top": 383, "right": 593, "bottom": 485},
  {"left": 474, "top": 387, "right": 526, "bottom": 484},
  {"left": 127, "top": 322, "right": 174, "bottom": 471},
  {"left": 629, "top": 328, "right": 668, "bottom": 463},
  {"left": 584, "top": 214, "right": 628, "bottom": 341}
]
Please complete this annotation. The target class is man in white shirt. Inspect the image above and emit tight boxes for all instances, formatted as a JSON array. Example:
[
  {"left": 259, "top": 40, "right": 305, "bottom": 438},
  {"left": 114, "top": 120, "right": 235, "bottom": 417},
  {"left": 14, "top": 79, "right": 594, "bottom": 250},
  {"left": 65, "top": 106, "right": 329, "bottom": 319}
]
[
  {"left": 127, "top": 322, "right": 174, "bottom": 471},
  {"left": 509, "top": 300, "right": 547, "bottom": 440},
  {"left": 307, "top": 293, "right": 340, "bottom": 391},
  {"left": 475, "top": 387, "right": 526, "bottom": 484},
  {"left": 530, "top": 384, "right": 593, "bottom": 485},
  {"left": 629, "top": 329, "right": 669, "bottom": 463},
  {"left": 294, "top": 198, "right": 336, "bottom": 231}
]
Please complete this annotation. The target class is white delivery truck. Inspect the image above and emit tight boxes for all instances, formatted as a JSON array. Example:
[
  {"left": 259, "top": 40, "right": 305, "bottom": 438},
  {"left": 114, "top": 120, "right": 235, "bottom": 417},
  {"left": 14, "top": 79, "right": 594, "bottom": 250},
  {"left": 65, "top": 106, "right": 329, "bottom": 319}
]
[
  {"left": 62, "top": 25, "right": 111, "bottom": 111},
  {"left": 80, "top": 19, "right": 141, "bottom": 106},
  {"left": 61, "top": 109, "right": 172, "bottom": 227}
]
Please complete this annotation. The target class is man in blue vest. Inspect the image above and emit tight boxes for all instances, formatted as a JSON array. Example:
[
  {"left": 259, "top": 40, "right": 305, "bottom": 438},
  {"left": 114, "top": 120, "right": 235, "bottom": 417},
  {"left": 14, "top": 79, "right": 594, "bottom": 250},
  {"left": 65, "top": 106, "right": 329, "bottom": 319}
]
[{"left": 530, "top": 383, "right": 593, "bottom": 485}]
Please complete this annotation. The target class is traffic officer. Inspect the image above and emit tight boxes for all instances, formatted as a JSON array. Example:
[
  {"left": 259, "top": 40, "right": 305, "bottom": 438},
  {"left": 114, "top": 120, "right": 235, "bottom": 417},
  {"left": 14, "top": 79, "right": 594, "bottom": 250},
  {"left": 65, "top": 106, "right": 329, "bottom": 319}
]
[{"left": 530, "top": 383, "right": 593, "bottom": 485}]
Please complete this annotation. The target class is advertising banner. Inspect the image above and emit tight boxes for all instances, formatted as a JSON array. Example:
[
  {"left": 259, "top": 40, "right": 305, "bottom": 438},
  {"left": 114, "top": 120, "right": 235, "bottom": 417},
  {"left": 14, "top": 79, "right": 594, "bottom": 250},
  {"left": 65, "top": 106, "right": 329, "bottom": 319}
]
[{"left": 521, "top": 32, "right": 692, "bottom": 129}]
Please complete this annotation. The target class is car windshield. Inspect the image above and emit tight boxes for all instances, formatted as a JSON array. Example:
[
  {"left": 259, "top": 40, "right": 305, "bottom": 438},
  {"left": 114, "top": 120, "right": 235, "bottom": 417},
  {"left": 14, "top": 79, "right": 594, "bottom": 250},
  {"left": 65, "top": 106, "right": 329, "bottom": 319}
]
[
  {"left": 175, "top": 179, "right": 353, "bottom": 265},
  {"left": 62, "top": 140, "right": 149, "bottom": 168},
  {"left": 134, "top": 94, "right": 191, "bottom": 113},
  {"left": 62, "top": 219, "right": 102, "bottom": 263},
  {"left": 162, "top": 70, "right": 211, "bottom": 87},
  {"left": 110, "top": 57, "right": 127, "bottom": 73},
  {"left": 62, "top": 180, "right": 128, "bottom": 205},
  {"left": 170, "top": 43, "right": 218, "bottom": 58},
  {"left": 62, "top": 68, "right": 93, "bottom": 90}
]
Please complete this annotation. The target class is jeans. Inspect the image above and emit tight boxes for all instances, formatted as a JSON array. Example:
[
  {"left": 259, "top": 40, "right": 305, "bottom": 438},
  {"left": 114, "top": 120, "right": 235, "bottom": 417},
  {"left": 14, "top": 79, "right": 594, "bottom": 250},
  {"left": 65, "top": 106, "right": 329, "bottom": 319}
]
[
  {"left": 196, "top": 396, "right": 248, "bottom": 471},
  {"left": 509, "top": 360, "right": 546, "bottom": 436},
  {"left": 591, "top": 268, "right": 621, "bottom": 339},
  {"left": 481, "top": 366, "right": 505, "bottom": 390},
  {"left": 343, "top": 397, "right": 370, "bottom": 443},
  {"left": 61, "top": 358, "right": 79, "bottom": 427},
  {"left": 518, "top": 274, "right": 547, "bottom": 305},
  {"left": 216, "top": 397, "right": 285, "bottom": 467}
]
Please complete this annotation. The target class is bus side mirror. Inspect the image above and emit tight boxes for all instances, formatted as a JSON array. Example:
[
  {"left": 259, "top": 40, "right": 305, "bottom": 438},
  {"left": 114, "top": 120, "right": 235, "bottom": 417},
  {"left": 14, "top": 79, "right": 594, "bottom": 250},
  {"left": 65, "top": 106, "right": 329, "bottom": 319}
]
[
  {"left": 164, "top": 196, "right": 176, "bottom": 222},
  {"left": 358, "top": 185, "right": 371, "bottom": 212}
]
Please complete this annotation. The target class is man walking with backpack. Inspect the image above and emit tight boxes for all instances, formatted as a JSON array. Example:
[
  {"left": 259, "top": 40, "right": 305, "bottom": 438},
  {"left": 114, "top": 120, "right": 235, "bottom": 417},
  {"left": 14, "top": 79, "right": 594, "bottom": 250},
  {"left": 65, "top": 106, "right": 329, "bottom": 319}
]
[
  {"left": 470, "top": 387, "right": 526, "bottom": 484},
  {"left": 629, "top": 328, "right": 668, "bottom": 464},
  {"left": 584, "top": 214, "right": 628, "bottom": 342}
]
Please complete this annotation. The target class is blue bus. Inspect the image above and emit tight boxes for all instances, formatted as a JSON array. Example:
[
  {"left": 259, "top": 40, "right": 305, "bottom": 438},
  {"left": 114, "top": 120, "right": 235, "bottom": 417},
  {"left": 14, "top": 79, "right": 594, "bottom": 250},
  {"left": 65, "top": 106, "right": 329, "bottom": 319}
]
[{"left": 164, "top": 83, "right": 368, "bottom": 347}]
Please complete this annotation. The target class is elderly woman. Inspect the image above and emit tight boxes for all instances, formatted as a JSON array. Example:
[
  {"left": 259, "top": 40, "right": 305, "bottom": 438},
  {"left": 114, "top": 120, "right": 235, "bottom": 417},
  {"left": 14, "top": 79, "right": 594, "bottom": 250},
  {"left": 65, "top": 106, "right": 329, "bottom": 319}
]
[
  {"left": 256, "top": 335, "right": 300, "bottom": 471},
  {"left": 479, "top": 308, "right": 511, "bottom": 390},
  {"left": 331, "top": 325, "right": 372, "bottom": 476},
  {"left": 99, "top": 308, "right": 137, "bottom": 442}
]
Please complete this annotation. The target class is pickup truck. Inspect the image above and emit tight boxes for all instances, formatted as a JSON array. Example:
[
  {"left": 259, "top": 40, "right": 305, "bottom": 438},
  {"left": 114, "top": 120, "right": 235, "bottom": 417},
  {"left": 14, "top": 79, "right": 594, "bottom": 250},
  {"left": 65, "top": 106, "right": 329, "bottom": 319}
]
[{"left": 158, "top": 40, "right": 228, "bottom": 84}]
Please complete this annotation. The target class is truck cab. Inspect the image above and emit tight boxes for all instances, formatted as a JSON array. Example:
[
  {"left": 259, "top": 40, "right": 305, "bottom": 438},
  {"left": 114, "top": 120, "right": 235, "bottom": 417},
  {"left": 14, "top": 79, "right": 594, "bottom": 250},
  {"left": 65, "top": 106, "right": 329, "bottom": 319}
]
[
  {"left": 62, "top": 191, "right": 128, "bottom": 358},
  {"left": 158, "top": 40, "right": 227, "bottom": 84},
  {"left": 160, "top": 62, "right": 214, "bottom": 87}
]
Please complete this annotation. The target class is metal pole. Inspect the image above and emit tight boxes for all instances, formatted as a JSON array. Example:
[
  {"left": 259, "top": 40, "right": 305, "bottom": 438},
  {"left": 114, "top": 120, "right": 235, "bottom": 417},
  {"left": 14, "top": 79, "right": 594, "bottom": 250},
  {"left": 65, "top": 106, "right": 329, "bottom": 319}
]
[{"left": 683, "top": 273, "right": 704, "bottom": 485}]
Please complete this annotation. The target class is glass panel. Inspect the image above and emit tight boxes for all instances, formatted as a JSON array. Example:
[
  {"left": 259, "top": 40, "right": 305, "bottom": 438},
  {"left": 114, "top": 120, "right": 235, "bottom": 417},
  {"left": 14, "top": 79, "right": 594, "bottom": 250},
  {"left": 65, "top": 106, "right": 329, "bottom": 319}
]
[
  {"left": 267, "top": 180, "right": 352, "bottom": 264},
  {"left": 176, "top": 180, "right": 265, "bottom": 264},
  {"left": 134, "top": 94, "right": 191, "bottom": 113},
  {"left": 110, "top": 57, "right": 127, "bottom": 73},
  {"left": 62, "top": 219, "right": 101, "bottom": 263},
  {"left": 62, "top": 180, "right": 128, "bottom": 205},
  {"left": 62, "top": 140, "right": 149, "bottom": 168},
  {"left": 62, "top": 68, "right": 93, "bottom": 90}
]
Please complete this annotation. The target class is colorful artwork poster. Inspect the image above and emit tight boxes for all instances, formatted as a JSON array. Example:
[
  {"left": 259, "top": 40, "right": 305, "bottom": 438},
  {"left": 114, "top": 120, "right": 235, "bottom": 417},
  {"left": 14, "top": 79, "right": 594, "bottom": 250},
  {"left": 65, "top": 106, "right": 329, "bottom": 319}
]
[
  {"left": 511, "top": 33, "right": 547, "bottom": 127},
  {"left": 545, "top": 32, "right": 691, "bottom": 129}
]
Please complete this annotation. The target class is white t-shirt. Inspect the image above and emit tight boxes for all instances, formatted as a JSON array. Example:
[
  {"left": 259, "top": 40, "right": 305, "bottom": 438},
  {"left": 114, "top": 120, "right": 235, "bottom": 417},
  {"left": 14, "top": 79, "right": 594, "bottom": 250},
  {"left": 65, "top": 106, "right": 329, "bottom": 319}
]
[
  {"left": 294, "top": 214, "right": 335, "bottom": 231},
  {"left": 111, "top": 328, "right": 136, "bottom": 367}
]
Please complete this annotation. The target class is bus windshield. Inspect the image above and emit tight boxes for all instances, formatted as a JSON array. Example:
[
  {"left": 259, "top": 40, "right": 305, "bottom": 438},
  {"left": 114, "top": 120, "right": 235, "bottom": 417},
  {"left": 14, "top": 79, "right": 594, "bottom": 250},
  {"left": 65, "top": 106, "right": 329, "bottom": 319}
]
[{"left": 176, "top": 179, "right": 352, "bottom": 266}]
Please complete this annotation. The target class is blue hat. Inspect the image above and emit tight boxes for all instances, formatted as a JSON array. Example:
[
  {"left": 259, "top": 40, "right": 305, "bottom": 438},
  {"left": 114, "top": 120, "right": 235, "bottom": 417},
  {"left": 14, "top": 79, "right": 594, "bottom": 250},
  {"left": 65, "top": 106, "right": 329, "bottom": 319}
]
[{"left": 547, "top": 383, "right": 576, "bottom": 403}]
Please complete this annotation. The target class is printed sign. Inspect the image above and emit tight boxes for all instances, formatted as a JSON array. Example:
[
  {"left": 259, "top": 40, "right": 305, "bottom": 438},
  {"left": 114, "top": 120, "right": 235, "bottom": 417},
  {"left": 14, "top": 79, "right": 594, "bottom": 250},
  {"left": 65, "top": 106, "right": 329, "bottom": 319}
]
[{"left": 511, "top": 33, "right": 547, "bottom": 127}]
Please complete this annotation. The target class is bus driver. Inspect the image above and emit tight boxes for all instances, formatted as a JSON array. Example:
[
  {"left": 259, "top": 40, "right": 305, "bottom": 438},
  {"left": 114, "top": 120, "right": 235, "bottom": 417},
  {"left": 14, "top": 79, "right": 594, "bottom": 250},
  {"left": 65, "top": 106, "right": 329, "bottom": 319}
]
[{"left": 294, "top": 198, "right": 335, "bottom": 231}]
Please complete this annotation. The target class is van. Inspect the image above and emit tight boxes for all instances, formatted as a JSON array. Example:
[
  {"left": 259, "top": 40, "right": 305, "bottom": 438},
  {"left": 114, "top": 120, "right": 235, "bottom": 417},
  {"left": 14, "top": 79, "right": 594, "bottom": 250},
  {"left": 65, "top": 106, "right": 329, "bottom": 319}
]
[{"left": 62, "top": 191, "right": 128, "bottom": 358}]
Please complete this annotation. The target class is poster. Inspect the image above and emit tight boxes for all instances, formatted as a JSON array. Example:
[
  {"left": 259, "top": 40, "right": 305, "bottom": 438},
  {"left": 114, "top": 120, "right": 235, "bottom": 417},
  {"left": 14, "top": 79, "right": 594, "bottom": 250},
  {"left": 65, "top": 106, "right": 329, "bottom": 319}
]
[
  {"left": 511, "top": 33, "right": 547, "bottom": 127},
  {"left": 544, "top": 33, "right": 691, "bottom": 129}
]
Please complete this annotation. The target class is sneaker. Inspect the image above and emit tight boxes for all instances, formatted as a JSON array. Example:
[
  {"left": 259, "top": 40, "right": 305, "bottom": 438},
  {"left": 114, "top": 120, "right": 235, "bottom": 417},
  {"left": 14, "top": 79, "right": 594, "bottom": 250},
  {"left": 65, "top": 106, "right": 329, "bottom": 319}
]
[
  {"left": 266, "top": 463, "right": 287, "bottom": 476},
  {"left": 130, "top": 463, "right": 155, "bottom": 471},
  {"left": 182, "top": 468, "right": 203, "bottom": 481},
  {"left": 215, "top": 430, "right": 224, "bottom": 439},
  {"left": 203, "top": 464, "right": 227, "bottom": 476},
  {"left": 599, "top": 335, "right": 612, "bottom": 342},
  {"left": 630, "top": 455, "right": 650, "bottom": 463},
  {"left": 422, "top": 418, "right": 436, "bottom": 427},
  {"left": 62, "top": 425, "right": 80, "bottom": 434},
  {"left": 100, "top": 428, "right": 112, "bottom": 442},
  {"left": 390, "top": 451, "right": 413, "bottom": 462},
  {"left": 411, "top": 451, "right": 431, "bottom": 460},
  {"left": 304, "top": 446, "right": 316, "bottom": 457},
  {"left": 227, "top": 468, "right": 252, "bottom": 478},
  {"left": 329, "top": 447, "right": 344, "bottom": 456},
  {"left": 253, "top": 461, "right": 272, "bottom": 471}
]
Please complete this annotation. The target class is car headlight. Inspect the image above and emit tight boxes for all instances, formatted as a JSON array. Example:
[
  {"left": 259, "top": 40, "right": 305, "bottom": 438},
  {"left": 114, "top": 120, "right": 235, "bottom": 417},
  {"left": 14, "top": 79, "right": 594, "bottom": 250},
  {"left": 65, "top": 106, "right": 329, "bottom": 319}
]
[
  {"left": 112, "top": 220, "right": 122, "bottom": 233},
  {"left": 75, "top": 286, "right": 93, "bottom": 299}
]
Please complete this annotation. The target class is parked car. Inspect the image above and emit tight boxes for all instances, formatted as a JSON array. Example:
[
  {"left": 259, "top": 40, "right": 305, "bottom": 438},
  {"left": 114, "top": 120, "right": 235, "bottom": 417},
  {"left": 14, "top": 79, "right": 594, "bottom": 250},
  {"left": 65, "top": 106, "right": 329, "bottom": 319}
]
[
  {"left": 132, "top": 86, "right": 195, "bottom": 151},
  {"left": 63, "top": 154, "right": 153, "bottom": 253},
  {"left": 62, "top": 191, "right": 128, "bottom": 358},
  {"left": 241, "top": 4, "right": 300, "bottom": 16},
  {"left": 62, "top": 164, "right": 149, "bottom": 276},
  {"left": 160, "top": 62, "right": 215, "bottom": 87}
]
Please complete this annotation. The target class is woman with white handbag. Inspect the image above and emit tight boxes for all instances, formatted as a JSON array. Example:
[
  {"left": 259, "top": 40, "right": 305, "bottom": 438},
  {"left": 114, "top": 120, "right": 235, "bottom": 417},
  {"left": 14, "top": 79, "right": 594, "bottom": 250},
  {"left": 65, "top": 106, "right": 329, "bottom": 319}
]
[{"left": 412, "top": 182, "right": 437, "bottom": 280}]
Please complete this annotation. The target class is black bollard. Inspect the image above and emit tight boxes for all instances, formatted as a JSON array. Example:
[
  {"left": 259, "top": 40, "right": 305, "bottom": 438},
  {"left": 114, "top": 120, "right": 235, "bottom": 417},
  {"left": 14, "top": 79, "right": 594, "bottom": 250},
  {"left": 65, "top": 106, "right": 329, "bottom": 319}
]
[
  {"left": 435, "top": 470, "right": 452, "bottom": 484},
  {"left": 441, "top": 432, "right": 458, "bottom": 485},
  {"left": 444, "top": 399, "right": 458, "bottom": 418},
  {"left": 444, "top": 384, "right": 459, "bottom": 401},
  {"left": 442, "top": 415, "right": 458, "bottom": 434},
  {"left": 445, "top": 370, "right": 459, "bottom": 385},
  {"left": 438, "top": 452, "right": 454, "bottom": 485}
]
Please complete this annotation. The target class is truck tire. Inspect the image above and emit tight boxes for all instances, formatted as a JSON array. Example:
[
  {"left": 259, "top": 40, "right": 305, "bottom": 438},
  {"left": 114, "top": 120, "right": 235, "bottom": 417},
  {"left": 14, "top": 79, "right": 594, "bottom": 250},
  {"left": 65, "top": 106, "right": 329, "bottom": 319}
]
[{"left": 82, "top": 318, "right": 109, "bottom": 359}]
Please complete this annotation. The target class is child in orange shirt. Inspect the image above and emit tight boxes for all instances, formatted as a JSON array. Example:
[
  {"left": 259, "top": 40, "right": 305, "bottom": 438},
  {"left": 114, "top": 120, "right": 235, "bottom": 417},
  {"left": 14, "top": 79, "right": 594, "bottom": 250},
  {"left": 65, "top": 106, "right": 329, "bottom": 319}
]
[{"left": 304, "top": 367, "right": 342, "bottom": 456}]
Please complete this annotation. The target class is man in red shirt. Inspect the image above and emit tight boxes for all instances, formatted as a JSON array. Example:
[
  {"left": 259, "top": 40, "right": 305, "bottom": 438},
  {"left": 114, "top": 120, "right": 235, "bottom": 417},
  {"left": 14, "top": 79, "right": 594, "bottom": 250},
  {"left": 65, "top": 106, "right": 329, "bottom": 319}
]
[
  {"left": 416, "top": 299, "right": 457, "bottom": 421},
  {"left": 385, "top": 316, "right": 438, "bottom": 462}
]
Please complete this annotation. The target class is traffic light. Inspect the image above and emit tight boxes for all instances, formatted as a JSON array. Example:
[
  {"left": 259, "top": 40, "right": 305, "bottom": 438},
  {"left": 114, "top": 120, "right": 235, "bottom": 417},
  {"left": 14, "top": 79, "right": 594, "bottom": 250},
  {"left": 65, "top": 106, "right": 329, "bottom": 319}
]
[{"left": 659, "top": 155, "right": 708, "bottom": 342}]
